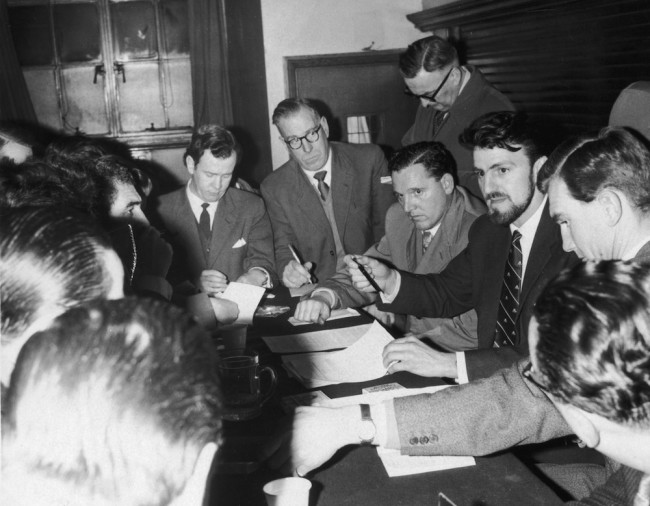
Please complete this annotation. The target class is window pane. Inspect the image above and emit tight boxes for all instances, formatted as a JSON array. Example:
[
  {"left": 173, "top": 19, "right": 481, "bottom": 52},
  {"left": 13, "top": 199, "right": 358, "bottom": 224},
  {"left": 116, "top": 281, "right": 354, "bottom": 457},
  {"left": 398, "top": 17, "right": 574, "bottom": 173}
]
[
  {"left": 117, "top": 62, "right": 165, "bottom": 132},
  {"left": 53, "top": 4, "right": 102, "bottom": 63},
  {"left": 165, "top": 59, "right": 193, "bottom": 127},
  {"left": 24, "top": 69, "right": 61, "bottom": 130},
  {"left": 111, "top": 1, "right": 158, "bottom": 60},
  {"left": 8, "top": 6, "right": 54, "bottom": 66},
  {"left": 60, "top": 66, "right": 110, "bottom": 134},
  {"left": 161, "top": 0, "right": 189, "bottom": 55}
]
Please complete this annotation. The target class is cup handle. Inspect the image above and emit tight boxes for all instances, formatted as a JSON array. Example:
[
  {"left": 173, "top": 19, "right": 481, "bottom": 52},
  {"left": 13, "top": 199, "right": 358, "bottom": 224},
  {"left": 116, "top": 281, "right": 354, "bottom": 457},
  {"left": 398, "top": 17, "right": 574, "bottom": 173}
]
[{"left": 259, "top": 366, "right": 277, "bottom": 406}]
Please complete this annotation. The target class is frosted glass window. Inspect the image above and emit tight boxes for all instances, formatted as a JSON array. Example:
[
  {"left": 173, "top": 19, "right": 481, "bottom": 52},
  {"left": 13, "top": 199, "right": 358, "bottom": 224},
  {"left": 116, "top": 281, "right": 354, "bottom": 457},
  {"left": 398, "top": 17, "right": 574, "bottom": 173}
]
[
  {"left": 161, "top": 0, "right": 189, "bottom": 55},
  {"left": 347, "top": 115, "right": 381, "bottom": 144},
  {"left": 54, "top": 4, "right": 101, "bottom": 63},
  {"left": 117, "top": 62, "right": 165, "bottom": 132},
  {"left": 111, "top": 1, "right": 158, "bottom": 60},
  {"left": 8, "top": 6, "right": 54, "bottom": 66}
]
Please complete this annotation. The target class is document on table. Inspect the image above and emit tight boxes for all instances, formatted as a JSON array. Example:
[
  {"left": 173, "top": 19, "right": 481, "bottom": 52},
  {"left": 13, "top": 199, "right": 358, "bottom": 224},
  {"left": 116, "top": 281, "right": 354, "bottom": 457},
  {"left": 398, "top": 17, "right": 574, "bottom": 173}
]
[
  {"left": 220, "top": 282, "right": 266, "bottom": 325},
  {"left": 288, "top": 308, "right": 360, "bottom": 326},
  {"left": 322, "top": 385, "right": 476, "bottom": 477},
  {"left": 281, "top": 321, "right": 393, "bottom": 387},
  {"left": 262, "top": 322, "right": 372, "bottom": 353}
]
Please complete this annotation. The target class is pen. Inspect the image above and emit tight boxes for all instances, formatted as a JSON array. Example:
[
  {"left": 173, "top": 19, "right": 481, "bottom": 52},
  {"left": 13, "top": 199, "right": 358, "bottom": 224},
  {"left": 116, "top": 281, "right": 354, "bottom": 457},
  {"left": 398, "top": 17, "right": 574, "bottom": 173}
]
[
  {"left": 288, "top": 244, "right": 316, "bottom": 284},
  {"left": 352, "top": 257, "right": 383, "bottom": 294},
  {"left": 385, "top": 360, "right": 400, "bottom": 375}
]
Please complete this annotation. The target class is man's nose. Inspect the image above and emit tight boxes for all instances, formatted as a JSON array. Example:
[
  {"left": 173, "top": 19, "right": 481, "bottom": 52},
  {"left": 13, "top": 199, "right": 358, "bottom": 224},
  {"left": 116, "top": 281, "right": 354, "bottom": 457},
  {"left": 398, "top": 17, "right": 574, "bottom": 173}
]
[
  {"left": 301, "top": 139, "right": 313, "bottom": 153},
  {"left": 561, "top": 227, "right": 576, "bottom": 252},
  {"left": 402, "top": 195, "right": 415, "bottom": 212}
]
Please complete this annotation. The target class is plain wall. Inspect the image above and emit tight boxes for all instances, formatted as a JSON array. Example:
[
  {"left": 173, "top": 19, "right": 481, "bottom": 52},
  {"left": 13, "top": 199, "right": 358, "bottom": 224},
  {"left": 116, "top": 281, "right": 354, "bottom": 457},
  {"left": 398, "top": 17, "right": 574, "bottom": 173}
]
[{"left": 260, "top": 0, "right": 423, "bottom": 170}]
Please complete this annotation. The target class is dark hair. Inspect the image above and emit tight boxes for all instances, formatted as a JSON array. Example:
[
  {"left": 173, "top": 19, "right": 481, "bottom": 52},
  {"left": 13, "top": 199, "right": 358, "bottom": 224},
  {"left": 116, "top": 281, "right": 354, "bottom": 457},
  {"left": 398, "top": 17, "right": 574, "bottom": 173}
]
[
  {"left": 0, "top": 206, "right": 114, "bottom": 345},
  {"left": 184, "top": 124, "right": 239, "bottom": 166},
  {"left": 272, "top": 98, "right": 321, "bottom": 126},
  {"left": 533, "top": 260, "right": 650, "bottom": 426},
  {"left": 3, "top": 297, "right": 223, "bottom": 505},
  {"left": 388, "top": 141, "right": 457, "bottom": 180},
  {"left": 398, "top": 36, "right": 459, "bottom": 79},
  {"left": 460, "top": 111, "right": 549, "bottom": 166},
  {"left": 536, "top": 127, "right": 650, "bottom": 212}
]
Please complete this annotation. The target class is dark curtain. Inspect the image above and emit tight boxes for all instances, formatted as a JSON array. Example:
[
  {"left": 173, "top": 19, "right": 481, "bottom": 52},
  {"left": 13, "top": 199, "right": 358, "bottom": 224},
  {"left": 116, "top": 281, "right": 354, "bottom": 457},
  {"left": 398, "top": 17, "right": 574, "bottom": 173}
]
[
  {"left": 0, "top": 0, "right": 37, "bottom": 122},
  {"left": 188, "top": 0, "right": 233, "bottom": 127}
]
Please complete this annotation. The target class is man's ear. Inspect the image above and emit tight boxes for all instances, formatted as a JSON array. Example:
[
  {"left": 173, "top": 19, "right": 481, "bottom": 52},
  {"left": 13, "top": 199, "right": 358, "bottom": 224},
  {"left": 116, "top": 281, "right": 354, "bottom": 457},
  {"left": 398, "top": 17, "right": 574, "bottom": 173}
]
[
  {"left": 560, "top": 403, "right": 601, "bottom": 449},
  {"left": 185, "top": 155, "right": 196, "bottom": 175},
  {"left": 170, "top": 442, "right": 218, "bottom": 506},
  {"left": 597, "top": 189, "right": 623, "bottom": 227},
  {"left": 440, "top": 173, "right": 455, "bottom": 195},
  {"left": 321, "top": 116, "right": 330, "bottom": 138},
  {"left": 532, "top": 155, "right": 548, "bottom": 184}
]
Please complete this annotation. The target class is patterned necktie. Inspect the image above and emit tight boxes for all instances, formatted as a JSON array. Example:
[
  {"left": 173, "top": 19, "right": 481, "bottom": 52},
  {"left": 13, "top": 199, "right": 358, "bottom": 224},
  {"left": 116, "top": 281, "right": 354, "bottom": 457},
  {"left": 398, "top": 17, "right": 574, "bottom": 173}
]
[
  {"left": 313, "top": 170, "right": 330, "bottom": 201},
  {"left": 432, "top": 111, "right": 446, "bottom": 136},
  {"left": 422, "top": 230, "right": 433, "bottom": 255},
  {"left": 494, "top": 230, "right": 523, "bottom": 347},
  {"left": 199, "top": 202, "right": 211, "bottom": 240}
]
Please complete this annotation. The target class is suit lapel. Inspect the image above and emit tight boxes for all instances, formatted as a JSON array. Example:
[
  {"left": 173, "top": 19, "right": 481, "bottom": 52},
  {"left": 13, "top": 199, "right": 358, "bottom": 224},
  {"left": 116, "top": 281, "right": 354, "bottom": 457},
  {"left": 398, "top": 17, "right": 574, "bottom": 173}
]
[
  {"left": 208, "top": 192, "right": 235, "bottom": 269},
  {"left": 175, "top": 192, "right": 207, "bottom": 270},
  {"left": 330, "top": 145, "right": 353, "bottom": 236}
]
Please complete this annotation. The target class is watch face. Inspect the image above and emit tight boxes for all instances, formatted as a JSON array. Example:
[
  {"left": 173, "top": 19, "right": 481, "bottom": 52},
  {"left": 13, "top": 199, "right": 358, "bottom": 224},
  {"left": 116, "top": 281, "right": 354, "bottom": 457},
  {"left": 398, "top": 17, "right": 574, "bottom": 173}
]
[{"left": 359, "top": 419, "right": 376, "bottom": 441}]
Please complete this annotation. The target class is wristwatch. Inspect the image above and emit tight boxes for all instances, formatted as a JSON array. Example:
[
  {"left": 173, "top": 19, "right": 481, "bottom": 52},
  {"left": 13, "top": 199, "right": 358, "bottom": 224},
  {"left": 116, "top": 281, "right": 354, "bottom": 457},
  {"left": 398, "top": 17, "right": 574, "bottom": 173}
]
[{"left": 358, "top": 404, "right": 376, "bottom": 444}]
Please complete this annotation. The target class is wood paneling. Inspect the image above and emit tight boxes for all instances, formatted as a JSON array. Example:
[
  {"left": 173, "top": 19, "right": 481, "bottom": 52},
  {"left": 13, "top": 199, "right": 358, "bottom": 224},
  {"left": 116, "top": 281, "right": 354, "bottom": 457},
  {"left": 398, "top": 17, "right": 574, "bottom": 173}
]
[{"left": 408, "top": 0, "right": 650, "bottom": 135}]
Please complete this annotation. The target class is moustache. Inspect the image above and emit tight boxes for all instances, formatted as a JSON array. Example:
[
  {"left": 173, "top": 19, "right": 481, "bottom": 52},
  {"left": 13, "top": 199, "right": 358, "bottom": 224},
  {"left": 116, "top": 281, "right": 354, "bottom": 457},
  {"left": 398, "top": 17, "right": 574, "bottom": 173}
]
[{"left": 485, "top": 192, "right": 508, "bottom": 201}]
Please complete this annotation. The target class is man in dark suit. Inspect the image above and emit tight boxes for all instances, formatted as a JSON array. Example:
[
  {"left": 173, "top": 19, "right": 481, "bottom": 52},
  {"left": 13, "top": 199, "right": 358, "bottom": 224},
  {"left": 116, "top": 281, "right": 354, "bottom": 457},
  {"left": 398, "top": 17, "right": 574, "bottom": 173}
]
[
  {"left": 293, "top": 141, "right": 486, "bottom": 351},
  {"left": 260, "top": 98, "right": 394, "bottom": 288},
  {"left": 353, "top": 111, "right": 577, "bottom": 382},
  {"left": 266, "top": 127, "right": 650, "bottom": 505},
  {"left": 400, "top": 36, "right": 515, "bottom": 198},
  {"left": 154, "top": 125, "right": 277, "bottom": 327}
]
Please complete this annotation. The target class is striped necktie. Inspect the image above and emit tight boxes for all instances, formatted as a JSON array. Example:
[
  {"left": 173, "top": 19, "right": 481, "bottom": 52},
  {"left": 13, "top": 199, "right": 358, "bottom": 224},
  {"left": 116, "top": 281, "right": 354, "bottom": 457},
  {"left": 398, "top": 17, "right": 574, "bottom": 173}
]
[
  {"left": 494, "top": 230, "right": 523, "bottom": 347},
  {"left": 313, "top": 170, "right": 330, "bottom": 201},
  {"left": 422, "top": 230, "right": 433, "bottom": 255}
]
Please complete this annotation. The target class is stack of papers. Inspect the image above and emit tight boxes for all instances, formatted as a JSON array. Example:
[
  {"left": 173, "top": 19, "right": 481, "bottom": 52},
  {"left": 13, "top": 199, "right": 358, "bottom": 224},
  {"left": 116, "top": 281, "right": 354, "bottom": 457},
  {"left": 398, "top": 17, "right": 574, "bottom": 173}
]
[
  {"left": 262, "top": 322, "right": 372, "bottom": 353},
  {"left": 281, "top": 321, "right": 393, "bottom": 387}
]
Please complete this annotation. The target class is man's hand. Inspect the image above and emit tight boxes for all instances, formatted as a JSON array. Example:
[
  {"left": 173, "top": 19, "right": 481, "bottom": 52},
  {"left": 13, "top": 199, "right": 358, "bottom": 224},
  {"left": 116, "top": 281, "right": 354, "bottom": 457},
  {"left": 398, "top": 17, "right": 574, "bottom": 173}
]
[
  {"left": 261, "top": 405, "right": 360, "bottom": 476},
  {"left": 199, "top": 269, "right": 229, "bottom": 296},
  {"left": 383, "top": 336, "right": 458, "bottom": 379},
  {"left": 210, "top": 298, "right": 239, "bottom": 325},
  {"left": 345, "top": 255, "right": 397, "bottom": 294},
  {"left": 236, "top": 269, "right": 267, "bottom": 287},
  {"left": 294, "top": 294, "right": 332, "bottom": 324},
  {"left": 282, "top": 260, "right": 314, "bottom": 288}
]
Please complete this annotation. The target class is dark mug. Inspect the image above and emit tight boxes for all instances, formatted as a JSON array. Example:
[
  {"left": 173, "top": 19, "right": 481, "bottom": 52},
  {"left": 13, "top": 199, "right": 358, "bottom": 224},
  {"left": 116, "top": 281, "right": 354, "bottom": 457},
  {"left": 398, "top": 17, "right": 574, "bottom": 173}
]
[{"left": 218, "top": 348, "right": 277, "bottom": 421}]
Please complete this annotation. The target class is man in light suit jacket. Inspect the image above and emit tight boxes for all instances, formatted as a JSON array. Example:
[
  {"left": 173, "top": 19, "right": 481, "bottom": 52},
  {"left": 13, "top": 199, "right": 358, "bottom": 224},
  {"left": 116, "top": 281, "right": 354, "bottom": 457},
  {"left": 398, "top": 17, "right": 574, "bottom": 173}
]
[
  {"left": 294, "top": 141, "right": 486, "bottom": 351},
  {"left": 260, "top": 98, "right": 394, "bottom": 288},
  {"left": 266, "top": 127, "right": 650, "bottom": 506},
  {"left": 154, "top": 125, "right": 277, "bottom": 327}
]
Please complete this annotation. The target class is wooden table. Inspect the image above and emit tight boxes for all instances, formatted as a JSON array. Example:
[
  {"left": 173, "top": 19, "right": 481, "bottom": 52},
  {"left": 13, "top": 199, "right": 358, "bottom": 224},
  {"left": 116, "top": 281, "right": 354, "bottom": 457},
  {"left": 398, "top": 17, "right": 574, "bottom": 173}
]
[{"left": 208, "top": 289, "right": 563, "bottom": 506}]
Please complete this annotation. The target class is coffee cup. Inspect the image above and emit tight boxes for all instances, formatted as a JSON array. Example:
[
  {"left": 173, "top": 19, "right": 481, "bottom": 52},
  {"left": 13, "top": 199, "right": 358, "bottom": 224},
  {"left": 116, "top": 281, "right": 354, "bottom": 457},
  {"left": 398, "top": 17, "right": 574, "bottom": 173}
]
[
  {"left": 218, "top": 348, "right": 277, "bottom": 421},
  {"left": 263, "top": 477, "right": 311, "bottom": 506}
]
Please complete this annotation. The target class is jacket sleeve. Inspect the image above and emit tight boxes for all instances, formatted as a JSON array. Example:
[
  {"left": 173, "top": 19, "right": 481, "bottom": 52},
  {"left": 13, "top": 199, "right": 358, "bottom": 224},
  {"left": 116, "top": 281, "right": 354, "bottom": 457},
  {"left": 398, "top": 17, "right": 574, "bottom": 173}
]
[
  {"left": 260, "top": 181, "right": 295, "bottom": 278},
  {"left": 242, "top": 198, "right": 278, "bottom": 286},
  {"left": 369, "top": 146, "right": 395, "bottom": 242}
]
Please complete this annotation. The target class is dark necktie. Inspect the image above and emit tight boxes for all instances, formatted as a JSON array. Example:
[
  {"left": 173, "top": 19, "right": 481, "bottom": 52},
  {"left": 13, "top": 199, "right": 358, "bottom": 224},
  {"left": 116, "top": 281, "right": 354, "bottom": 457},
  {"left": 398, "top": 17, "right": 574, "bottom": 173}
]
[
  {"left": 432, "top": 111, "right": 446, "bottom": 136},
  {"left": 494, "top": 230, "right": 523, "bottom": 347},
  {"left": 313, "top": 170, "right": 330, "bottom": 201},
  {"left": 422, "top": 230, "right": 433, "bottom": 255},
  {"left": 199, "top": 202, "right": 211, "bottom": 240}
]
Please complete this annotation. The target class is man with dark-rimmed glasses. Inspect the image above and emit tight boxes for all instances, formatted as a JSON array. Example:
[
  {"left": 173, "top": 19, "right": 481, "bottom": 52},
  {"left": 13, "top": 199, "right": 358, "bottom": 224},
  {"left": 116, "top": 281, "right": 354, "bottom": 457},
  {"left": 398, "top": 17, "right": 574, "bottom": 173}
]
[
  {"left": 400, "top": 35, "right": 514, "bottom": 199},
  {"left": 261, "top": 98, "right": 394, "bottom": 288}
]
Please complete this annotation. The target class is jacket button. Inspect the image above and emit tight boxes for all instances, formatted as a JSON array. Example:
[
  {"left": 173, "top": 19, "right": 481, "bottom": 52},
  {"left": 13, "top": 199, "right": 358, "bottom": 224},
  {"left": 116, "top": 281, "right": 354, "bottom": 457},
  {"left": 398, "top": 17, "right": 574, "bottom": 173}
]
[
  {"left": 419, "top": 436, "right": 429, "bottom": 444},
  {"left": 409, "top": 437, "right": 419, "bottom": 445},
  {"left": 329, "top": 250, "right": 335, "bottom": 256}
]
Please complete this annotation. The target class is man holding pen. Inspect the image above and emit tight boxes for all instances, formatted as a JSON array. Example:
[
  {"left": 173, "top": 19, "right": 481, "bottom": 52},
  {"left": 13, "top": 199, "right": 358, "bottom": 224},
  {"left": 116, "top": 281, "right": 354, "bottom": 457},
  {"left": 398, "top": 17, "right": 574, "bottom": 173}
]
[{"left": 261, "top": 98, "right": 394, "bottom": 287}]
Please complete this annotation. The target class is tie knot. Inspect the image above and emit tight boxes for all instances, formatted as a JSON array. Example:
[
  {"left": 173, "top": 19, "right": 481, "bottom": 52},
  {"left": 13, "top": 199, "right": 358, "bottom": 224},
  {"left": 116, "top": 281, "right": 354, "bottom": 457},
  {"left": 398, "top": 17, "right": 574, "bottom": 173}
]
[
  {"left": 511, "top": 230, "right": 522, "bottom": 244},
  {"left": 313, "top": 170, "right": 327, "bottom": 183},
  {"left": 202, "top": 203, "right": 210, "bottom": 210}
]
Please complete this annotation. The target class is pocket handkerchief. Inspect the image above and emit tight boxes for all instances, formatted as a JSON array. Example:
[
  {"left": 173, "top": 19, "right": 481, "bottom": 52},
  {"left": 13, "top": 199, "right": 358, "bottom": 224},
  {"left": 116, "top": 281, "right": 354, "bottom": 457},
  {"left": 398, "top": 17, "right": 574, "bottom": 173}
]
[{"left": 232, "top": 238, "right": 247, "bottom": 248}]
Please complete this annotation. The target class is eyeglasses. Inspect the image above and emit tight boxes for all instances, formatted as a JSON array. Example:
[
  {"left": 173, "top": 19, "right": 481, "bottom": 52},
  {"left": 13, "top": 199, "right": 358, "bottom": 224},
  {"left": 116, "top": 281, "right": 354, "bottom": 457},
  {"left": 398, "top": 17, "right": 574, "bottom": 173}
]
[
  {"left": 404, "top": 67, "right": 454, "bottom": 103},
  {"left": 522, "top": 361, "right": 550, "bottom": 394},
  {"left": 283, "top": 124, "right": 322, "bottom": 150}
]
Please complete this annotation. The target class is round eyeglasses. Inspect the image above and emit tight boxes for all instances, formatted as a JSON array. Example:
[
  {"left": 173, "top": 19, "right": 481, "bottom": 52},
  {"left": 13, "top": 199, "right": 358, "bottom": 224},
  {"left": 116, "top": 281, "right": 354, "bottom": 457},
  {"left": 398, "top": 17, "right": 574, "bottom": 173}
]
[
  {"left": 284, "top": 124, "right": 322, "bottom": 150},
  {"left": 404, "top": 66, "right": 454, "bottom": 103}
]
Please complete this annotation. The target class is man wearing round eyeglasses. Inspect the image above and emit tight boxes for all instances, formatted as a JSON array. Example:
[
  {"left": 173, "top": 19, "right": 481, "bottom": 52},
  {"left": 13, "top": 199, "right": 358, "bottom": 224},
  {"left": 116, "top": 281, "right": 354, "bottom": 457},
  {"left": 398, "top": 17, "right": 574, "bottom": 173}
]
[
  {"left": 261, "top": 98, "right": 394, "bottom": 288},
  {"left": 401, "top": 36, "right": 515, "bottom": 199}
]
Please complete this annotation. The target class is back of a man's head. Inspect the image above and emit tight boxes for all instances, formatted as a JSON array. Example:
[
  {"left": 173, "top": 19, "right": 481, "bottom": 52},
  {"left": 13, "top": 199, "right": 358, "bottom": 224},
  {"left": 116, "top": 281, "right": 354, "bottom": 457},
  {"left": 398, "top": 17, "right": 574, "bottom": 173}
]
[
  {"left": 399, "top": 36, "right": 459, "bottom": 79},
  {"left": 460, "top": 111, "right": 551, "bottom": 165},
  {"left": 537, "top": 127, "right": 650, "bottom": 213},
  {"left": 2, "top": 297, "right": 223, "bottom": 506},
  {"left": 388, "top": 141, "right": 457, "bottom": 181},
  {"left": 533, "top": 260, "right": 650, "bottom": 427}
]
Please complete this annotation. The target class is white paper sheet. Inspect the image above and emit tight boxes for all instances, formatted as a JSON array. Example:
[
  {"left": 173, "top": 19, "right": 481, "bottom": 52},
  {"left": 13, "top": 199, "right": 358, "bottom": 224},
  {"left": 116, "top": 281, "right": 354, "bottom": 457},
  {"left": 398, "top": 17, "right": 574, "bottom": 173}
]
[
  {"left": 262, "top": 323, "right": 372, "bottom": 353},
  {"left": 288, "top": 308, "right": 360, "bottom": 326},
  {"left": 320, "top": 385, "right": 476, "bottom": 477},
  {"left": 220, "top": 282, "right": 266, "bottom": 325},
  {"left": 281, "top": 321, "right": 393, "bottom": 387}
]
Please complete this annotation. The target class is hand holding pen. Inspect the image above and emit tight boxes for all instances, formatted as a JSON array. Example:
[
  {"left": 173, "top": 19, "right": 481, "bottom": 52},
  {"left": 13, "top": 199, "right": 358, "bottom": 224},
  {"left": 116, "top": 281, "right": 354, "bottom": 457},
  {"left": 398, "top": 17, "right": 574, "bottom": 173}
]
[
  {"left": 282, "top": 244, "right": 317, "bottom": 288},
  {"left": 345, "top": 255, "right": 396, "bottom": 294}
]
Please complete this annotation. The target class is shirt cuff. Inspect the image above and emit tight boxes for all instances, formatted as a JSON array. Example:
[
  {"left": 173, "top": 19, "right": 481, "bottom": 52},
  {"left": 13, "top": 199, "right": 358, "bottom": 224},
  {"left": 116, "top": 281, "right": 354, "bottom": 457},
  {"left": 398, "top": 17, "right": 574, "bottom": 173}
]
[
  {"left": 379, "top": 272, "right": 401, "bottom": 304},
  {"left": 455, "top": 352, "right": 469, "bottom": 384},
  {"left": 248, "top": 267, "right": 273, "bottom": 288},
  {"left": 310, "top": 287, "right": 340, "bottom": 308},
  {"left": 370, "top": 401, "right": 400, "bottom": 449}
]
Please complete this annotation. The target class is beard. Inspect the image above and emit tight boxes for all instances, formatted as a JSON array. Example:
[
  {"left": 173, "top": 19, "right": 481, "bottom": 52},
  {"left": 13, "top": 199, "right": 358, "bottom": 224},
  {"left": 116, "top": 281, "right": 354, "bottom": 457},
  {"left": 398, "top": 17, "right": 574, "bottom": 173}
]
[{"left": 486, "top": 177, "right": 535, "bottom": 226}]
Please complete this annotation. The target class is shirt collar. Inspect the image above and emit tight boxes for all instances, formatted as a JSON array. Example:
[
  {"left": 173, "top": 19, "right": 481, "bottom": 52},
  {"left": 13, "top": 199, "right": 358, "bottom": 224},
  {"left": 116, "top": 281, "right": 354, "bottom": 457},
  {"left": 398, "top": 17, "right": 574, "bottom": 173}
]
[
  {"left": 302, "top": 148, "right": 332, "bottom": 188},
  {"left": 510, "top": 194, "right": 547, "bottom": 239}
]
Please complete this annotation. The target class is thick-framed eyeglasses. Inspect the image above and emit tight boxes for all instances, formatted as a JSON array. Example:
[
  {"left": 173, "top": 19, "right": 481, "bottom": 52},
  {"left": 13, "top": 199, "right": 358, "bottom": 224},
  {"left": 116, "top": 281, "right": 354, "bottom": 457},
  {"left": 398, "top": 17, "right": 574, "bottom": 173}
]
[
  {"left": 404, "top": 66, "right": 454, "bottom": 103},
  {"left": 283, "top": 124, "right": 322, "bottom": 150},
  {"left": 522, "top": 361, "right": 550, "bottom": 394}
]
